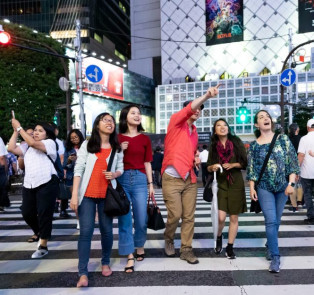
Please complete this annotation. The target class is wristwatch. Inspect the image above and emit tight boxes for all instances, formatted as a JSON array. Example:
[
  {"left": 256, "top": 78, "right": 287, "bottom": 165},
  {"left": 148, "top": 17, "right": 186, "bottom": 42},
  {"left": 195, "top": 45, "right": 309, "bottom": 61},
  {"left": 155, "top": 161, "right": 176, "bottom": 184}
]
[
  {"left": 288, "top": 182, "right": 295, "bottom": 187},
  {"left": 16, "top": 126, "right": 23, "bottom": 132}
]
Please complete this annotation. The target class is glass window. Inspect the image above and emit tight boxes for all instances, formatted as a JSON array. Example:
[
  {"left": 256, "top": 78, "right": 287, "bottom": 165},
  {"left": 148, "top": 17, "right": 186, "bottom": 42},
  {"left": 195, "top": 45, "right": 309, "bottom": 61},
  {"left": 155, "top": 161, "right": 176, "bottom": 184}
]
[
  {"left": 244, "top": 78, "right": 251, "bottom": 86},
  {"left": 160, "top": 112, "right": 165, "bottom": 119},
  {"left": 270, "top": 95, "right": 278, "bottom": 102},
  {"left": 204, "top": 127, "right": 211, "bottom": 132},
  {"left": 160, "top": 104, "right": 165, "bottom": 111},
  {"left": 236, "top": 125, "right": 243, "bottom": 134},
  {"left": 166, "top": 103, "right": 172, "bottom": 110},
  {"left": 160, "top": 121, "right": 165, "bottom": 128},
  {"left": 227, "top": 89, "right": 234, "bottom": 97},
  {"left": 298, "top": 73, "right": 306, "bottom": 82},
  {"left": 261, "top": 77, "right": 269, "bottom": 85},
  {"left": 188, "top": 92, "right": 195, "bottom": 99},
  {"left": 173, "top": 94, "right": 179, "bottom": 101},
  {"left": 244, "top": 125, "right": 252, "bottom": 133},
  {"left": 235, "top": 79, "right": 243, "bottom": 88},
  {"left": 228, "top": 117, "right": 234, "bottom": 124},
  {"left": 159, "top": 86, "right": 165, "bottom": 94},
  {"left": 160, "top": 95, "right": 165, "bottom": 102},
  {"left": 227, "top": 108, "right": 234, "bottom": 115},
  {"left": 244, "top": 88, "right": 251, "bottom": 96},
  {"left": 252, "top": 77, "right": 260, "bottom": 86},
  {"left": 197, "top": 127, "right": 203, "bottom": 132},
  {"left": 204, "top": 101, "right": 210, "bottom": 108},
  {"left": 166, "top": 94, "right": 173, "bottom": 102},
  {"left": 203, "top": 109, "right": 210, "bottom": 117},
  {"left": 219, "top": 90, "right": 226, "bottom": 98},
  {"left": 167, "top": 112, "right": 172, "bottom": 119},
  {"left": 188, "top": 84, "right": 194, "bottom": 92},
  {"left": 203, "top": 118, "right": 210, "bottom": 126},
  {"left": 174, "top": 102, "right": 179, "bottom": 110},
  {"left": 203, "top": 82, "right": 210, "bottom": 89},
  {"left": 219, "top": 109, "right": 226, "bottom": 116},
  {"left": 308, "top": 72, "right": 314, "bottom": 81},
  {"left": 262, "top": 87, "right": 269, "bottom": 94},
  {"left": 211, "top": 109, "right": 218, "bottom": 116},
  {"left": 160, "top": 129, "right": 166, "bottom": 134},
  {"left": 270, "top": 85, "right": 278, "bottom": 94},
  {"left": 253, "top": 87, "right": 260, "bottom": 95},
  {"left": 227, "top": 99, "right": 234, "bottom": 106},
  {"left": 211, "top": 100, "right": 218, "bottom": 107},
  {"left": 195, "top": 83, "right": 202, "bottom": 91},
  {"left": 270, "top": 76, "right": 278, "bottom": 84},
  {"left": 180, "top": 84, "right": 186, "bottom": 92},
  {"left": 236, "top": 89, "right": 243, "bottom": 96},
  {"left": 166, "top": 86, "right": 172, "bottom": 93},
  {"left": 173, "top": 85, "right": 179, "bottom": 93},
  {"left": 196, "top": 92, "right": 202, "bottom": 98},
  {"left": 261, "top": 96, "right": 269, "bottom": 102},
  {"left": 227, "top": 80, "right": 234, "bottom": 88},
  {"left": 219, "top": 99, "right": 226, "bottom": 107},
  {"left": 180, "top": 93, "right": 186, "bottom": 101}
]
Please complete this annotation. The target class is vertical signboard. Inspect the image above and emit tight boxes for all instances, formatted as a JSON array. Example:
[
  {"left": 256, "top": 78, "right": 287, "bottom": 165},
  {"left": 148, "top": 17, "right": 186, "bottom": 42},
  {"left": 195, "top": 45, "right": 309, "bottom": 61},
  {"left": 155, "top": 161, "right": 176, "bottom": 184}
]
[
  {"left": 299, "top": 0, "right": 314, "bottom": 33},
  {"left": 205, "top": 0, "right": 243, "bottom": 46}
]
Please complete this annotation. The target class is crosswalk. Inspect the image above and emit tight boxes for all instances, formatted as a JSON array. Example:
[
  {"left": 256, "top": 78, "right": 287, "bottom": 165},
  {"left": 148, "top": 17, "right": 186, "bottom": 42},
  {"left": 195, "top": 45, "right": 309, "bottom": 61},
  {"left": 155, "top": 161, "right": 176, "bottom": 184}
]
[{"left": 0, "top": 188, "right": 314, "bottom": 294}]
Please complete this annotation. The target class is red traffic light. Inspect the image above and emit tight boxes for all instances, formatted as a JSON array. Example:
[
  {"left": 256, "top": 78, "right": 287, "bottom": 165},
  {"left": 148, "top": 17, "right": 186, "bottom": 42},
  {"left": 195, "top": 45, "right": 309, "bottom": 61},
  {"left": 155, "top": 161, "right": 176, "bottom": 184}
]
[{"left": 0, "top": 31, "right": 11, "bottom": 44}]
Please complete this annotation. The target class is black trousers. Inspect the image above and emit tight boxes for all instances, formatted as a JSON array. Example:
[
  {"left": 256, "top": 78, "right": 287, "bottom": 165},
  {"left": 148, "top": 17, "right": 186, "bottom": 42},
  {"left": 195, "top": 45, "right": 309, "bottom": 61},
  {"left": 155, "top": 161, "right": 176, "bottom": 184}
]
[
  {"left": 22, "top": 176, "right": 59, "bottom": 239},
  {"left": 201, "top": 163, "right": 209, "bottom": 187},
  {"left": 0, "top": 166, "right": 7, "bottom": 207}
]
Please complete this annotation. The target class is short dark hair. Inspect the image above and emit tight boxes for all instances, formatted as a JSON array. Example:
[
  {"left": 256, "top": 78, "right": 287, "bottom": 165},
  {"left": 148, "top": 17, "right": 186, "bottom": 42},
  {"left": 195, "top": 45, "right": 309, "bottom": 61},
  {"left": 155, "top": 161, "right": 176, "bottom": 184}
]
[
  {"left": 119, "top": 104, "right": 145, "bottom": 134},
  {"left": 37, "top": 122, "right": 56, "bottom": 141},
  {"left": 202, "top": 144, "right": 208, "bottom": 150},
  {"left": 289, "top": 123, "right": 299, "bottom": 138}
]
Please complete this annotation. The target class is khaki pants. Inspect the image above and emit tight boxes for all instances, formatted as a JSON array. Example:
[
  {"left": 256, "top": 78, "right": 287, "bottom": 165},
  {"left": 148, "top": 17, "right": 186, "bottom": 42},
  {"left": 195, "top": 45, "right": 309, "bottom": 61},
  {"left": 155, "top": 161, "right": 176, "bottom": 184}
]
[{"left": 162, "top": 173, "right": 197, "bottom": 251}]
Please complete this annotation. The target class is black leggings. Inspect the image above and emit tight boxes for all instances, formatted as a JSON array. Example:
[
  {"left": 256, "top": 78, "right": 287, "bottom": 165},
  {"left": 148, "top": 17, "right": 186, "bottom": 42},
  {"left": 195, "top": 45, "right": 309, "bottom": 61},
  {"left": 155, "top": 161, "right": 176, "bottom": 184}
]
[{"left": 22, "top": 176, "right": 59, "bottom": 239}]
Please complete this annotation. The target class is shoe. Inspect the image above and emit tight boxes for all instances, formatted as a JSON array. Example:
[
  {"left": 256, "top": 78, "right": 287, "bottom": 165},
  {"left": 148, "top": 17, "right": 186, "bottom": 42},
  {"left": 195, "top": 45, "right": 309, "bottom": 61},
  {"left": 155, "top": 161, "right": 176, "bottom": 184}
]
[
  {"left": 214, "top": 235, "right": 223, "bottom": 254},
  {"left": 124, "top": 258, "right": 135, "bottom": 273},
  {"left": 304, "top": 218, "right": 314, "bottom": 224},
  {"left": 265, "top": 245, "right": 272, "bottom": 261},
  {"left": 77, "top": 275, "right": 88, "bottom": 287},
  {"left": 76, "top": 220, "right": 80, "bottom": 230},
  {"left": 0, "top": 207, "right": 4, "bottom": 213},
  {"left": 269, "top": 256, "right": 280, "bottom": 273},
  {"left": 31, "top": 246, "right": 48, "bottom": 259},
  {"left": 180, "top": 249, "right": 199, "bottom": 264},
  {"left": 27, "top": 235, "right": 39, "bottom": 243},
  {"left": 225, "top": 245, "right": 236, "bottom": 259},
  {"left": 102, "top": 265, "right": 112, "bottom": 277},
  {"left": 288, "top": 207, "right": 298, "bottom": 212},
  {"left": 165, "top": 240, "right": 175, "bottom": 257},
  {"left": 297, "top": 201, "right": 303, "bottom": 208},
  {"left": 59, "top": 211, "right": 70, "bottom": 219},
  {"left": 135, "top": 253, "right": 145, "bottom": 261},
  {"left": 54, "top": 202, "right": 59, "bottom": 213}
]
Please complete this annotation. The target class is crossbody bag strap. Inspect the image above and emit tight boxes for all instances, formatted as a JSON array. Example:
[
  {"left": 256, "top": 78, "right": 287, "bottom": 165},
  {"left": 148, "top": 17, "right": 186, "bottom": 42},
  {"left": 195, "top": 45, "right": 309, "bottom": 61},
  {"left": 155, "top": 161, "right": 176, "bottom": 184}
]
[
  {"left": 256, "top": 132, "right": 279, "bottom": 187},
  {"left": 107, "top": 147, "right": 116, "bottom": 171}
]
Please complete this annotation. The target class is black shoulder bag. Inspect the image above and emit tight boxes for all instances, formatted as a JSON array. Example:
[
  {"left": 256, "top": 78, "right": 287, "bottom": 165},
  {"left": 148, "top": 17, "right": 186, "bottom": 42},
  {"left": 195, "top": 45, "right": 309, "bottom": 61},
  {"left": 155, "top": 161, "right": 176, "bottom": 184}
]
[
  {"left": 103, "top": 148, "right": 130, "bottom": 217},
  {"left": 250, "top": 132, "right": 279, "bottom": 213}
]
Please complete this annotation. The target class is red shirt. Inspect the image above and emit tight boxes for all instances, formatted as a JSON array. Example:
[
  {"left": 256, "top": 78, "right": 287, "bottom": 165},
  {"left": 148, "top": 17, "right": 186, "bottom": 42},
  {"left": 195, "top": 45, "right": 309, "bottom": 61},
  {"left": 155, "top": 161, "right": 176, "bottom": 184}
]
[
  {"left": 118, "top": 133, "right": 153, "bottom": 174},
  {"left": 161, "top": 102, "right": 198, "bottom": 183}
]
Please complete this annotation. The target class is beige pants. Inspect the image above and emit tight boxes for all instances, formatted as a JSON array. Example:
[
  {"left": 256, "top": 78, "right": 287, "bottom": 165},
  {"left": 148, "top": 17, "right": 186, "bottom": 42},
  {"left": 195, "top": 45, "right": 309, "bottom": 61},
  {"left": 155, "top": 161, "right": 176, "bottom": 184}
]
[
  {"left": 162, "top": 173, "right": 197, "bottom": 251},
  {"left": 290, "top": 186, "right": 303, "bottom": 207}
]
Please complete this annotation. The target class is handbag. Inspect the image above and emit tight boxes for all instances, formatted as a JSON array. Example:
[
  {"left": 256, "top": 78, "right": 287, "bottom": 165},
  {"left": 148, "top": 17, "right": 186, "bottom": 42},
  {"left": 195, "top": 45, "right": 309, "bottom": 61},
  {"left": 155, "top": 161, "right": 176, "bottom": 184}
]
[
  {"left": 59, "top": 180, "right": 71, "bottom": 200},
  {"left": 147, "top": 193, "right": 165, "bottom": 231},
  {"left": 103, "top": 148, "right": 130, "bottom": 217},
  {"left": 203, "top": 173, "right": 214, "bottom": 202},
  {"left": 250, "top": 132, "right": 279, "bottom": 214}
]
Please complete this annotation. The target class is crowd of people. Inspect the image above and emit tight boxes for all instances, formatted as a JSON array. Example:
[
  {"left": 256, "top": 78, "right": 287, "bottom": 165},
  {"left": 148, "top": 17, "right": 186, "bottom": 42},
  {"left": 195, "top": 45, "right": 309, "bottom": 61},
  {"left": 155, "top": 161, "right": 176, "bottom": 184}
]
[{"left": 0, "top": 85, "right": 314, "bottom": 286}]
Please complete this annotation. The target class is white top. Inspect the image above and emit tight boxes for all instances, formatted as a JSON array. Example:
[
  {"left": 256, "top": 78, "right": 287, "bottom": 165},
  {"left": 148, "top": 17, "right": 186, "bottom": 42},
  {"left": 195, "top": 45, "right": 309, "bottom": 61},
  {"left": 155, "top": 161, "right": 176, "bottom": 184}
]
[
  {"left": 22, "top": 139, "right": 57, "bottom": 188},
  {"left": 199, "top": 149, "right": 209, "bottom": 163},
  {"left": 56, "top": 138, "right": 65, "bottom": 156},
  {"left": 0, "top": 137, "right": 8, "bottom": 157},
  {"left": 165, "top": 165, "right": 189, "bottom": 180},
  {"left": 298, "top": 131, "right": 314, "bottom": 179}
]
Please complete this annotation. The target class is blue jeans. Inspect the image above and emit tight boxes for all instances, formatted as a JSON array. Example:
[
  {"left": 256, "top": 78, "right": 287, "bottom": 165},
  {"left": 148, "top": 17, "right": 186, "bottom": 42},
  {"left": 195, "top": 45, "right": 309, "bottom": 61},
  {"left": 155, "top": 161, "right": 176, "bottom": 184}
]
[
  {"left": 300, "top": 178, "right": 314, "bottom": 219},
  {"left": 257, "top": 188, "right": 287, "bottom": 257},
  {"left": 118, "top": 170, "right": 148, "bottom": 254},
  {"left": 78, "top": 197, "right": 113, "bottom": 277}
]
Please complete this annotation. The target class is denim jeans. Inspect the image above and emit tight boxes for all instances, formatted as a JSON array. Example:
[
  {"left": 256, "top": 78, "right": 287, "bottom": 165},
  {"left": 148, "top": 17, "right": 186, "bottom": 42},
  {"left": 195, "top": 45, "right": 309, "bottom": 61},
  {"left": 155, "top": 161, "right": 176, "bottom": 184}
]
[
  {"left": 118, "top": 170, "right": 148, "bottom": 254},
  {"left": 78, "top": 197, "right": 113, "bottom": 277},
  {"left": 300, "top": 178, "right": 314, "bottom": 219},
  {"left": 257, "top": 188, "right": 287, "bottom": 257}
]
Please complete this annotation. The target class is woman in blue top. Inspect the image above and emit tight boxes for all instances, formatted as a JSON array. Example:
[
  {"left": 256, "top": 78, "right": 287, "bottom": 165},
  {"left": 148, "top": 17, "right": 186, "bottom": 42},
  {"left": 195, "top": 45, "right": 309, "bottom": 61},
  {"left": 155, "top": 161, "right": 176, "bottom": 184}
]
[{"left": 247, "top": 110, "right": 299, "bottom": 273}]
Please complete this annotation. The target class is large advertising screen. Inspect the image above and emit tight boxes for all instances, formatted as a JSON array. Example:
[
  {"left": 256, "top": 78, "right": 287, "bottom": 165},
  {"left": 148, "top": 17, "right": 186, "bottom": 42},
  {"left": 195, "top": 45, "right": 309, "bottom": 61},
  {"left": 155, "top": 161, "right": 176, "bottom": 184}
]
[
  {"left": 205, "top": 0, "right": 243, "bottom": 46},
  {"left": 299, "top": 0, "right": 314, "bottom": 33},
  {"left": 80, "top": 57, "right": 124, "bottom": 100}
]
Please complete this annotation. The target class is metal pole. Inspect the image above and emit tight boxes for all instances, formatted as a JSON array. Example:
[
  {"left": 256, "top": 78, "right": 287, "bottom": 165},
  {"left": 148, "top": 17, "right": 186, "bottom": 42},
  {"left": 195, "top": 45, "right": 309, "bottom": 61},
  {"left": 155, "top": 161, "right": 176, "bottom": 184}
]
[
  {"left": 75, "top": 19, "right": 86, "bottom": 138},
  {"left": 288, "top": 28, "right": 293, "bottom": 125}
]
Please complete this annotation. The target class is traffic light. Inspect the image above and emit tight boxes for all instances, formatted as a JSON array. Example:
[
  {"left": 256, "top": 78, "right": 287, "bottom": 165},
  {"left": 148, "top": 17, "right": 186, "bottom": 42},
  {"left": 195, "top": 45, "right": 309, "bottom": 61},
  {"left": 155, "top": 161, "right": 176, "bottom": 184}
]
[
  {"left": 0, "top": 25, "right": 11, "bottom": 45},
  {"left": 53, "top": 110, "right": 60, "bottom": 126},
  {"left": 237, "top": 106, "right": 248, "bottom": 123}
]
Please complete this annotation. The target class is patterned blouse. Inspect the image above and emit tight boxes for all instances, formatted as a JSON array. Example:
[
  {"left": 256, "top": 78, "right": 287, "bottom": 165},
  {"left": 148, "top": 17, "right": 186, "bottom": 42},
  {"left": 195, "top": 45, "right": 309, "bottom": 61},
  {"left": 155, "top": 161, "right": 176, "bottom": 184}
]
[{"left": 247, "top": 134, "right": 300, "bottom": 192}]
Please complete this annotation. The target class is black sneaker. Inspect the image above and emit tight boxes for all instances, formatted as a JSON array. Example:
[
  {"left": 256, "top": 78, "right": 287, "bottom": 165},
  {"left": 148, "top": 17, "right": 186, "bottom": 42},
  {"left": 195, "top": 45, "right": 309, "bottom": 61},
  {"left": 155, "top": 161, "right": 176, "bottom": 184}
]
[
  {"left": 59, "top": 211, "right": 70, "bottom": 219},
  {"left": 214, "top": 235, "right": 223, "bottom": 254},
  {"left": 225, "top": 245, "right": 236, "bottom": 259},
  {"left": 304, "top": 218, "right": 314, "bottom": 224}
]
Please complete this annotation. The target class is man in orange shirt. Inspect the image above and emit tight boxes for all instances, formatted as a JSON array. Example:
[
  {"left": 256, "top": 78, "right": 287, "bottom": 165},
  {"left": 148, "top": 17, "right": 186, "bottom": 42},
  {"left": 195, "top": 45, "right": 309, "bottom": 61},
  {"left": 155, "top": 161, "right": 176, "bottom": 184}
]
[{"left": 162, "top": 84, "right": 220, "bottom": 264}]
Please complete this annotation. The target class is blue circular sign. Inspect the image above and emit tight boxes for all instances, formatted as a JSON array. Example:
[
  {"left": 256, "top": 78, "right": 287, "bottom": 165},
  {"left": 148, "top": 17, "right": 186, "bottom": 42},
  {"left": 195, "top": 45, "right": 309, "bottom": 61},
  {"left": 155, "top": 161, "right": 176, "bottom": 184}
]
[
  {"left": 86, "top": 65, "right": 103, "bottom": 83},
  {"left": 280, "top": 69, "right": 296, "bottom": 87}
]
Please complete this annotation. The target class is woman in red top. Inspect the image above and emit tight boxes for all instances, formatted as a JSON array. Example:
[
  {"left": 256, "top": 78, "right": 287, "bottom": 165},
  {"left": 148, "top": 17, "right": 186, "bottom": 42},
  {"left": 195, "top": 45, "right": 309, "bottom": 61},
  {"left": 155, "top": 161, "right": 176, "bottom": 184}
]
[{"left": 118, "top": 104, "right": 154, "bottom": 271}]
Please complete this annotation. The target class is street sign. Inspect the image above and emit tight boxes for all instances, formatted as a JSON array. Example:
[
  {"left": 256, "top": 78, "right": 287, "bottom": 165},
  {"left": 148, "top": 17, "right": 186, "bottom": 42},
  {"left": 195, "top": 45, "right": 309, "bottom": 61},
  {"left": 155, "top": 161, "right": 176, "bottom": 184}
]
[
  {"left": 280, "top": 69, "right": 296, "bottom": 87},
  {"left": 86, "top": 65, "right": 103, "bottom": 83}
]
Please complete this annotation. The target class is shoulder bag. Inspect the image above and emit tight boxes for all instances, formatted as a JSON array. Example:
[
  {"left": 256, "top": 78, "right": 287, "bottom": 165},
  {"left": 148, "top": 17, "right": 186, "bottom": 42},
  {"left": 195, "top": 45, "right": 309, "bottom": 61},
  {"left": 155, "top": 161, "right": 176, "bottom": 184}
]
[
  {"left": 250, "top": 132, "right": 279, "bottom": 213},
  {"left": 147, "top": 193, "right": 165, "bottom": 231},
  {"left": 103, "top": 148, "right": 130, "bottom": 217}
]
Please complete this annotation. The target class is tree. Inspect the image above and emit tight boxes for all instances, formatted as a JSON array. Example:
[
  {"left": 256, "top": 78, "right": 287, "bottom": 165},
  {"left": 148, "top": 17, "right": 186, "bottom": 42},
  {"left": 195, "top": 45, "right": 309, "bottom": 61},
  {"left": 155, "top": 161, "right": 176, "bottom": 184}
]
[{"left": 0, "top": 21, "right": 69, "bottom": 142}]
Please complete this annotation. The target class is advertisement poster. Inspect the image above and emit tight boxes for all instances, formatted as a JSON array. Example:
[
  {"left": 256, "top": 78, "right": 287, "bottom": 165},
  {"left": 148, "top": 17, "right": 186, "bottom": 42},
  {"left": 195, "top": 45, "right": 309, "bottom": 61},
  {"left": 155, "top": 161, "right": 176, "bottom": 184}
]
[
  {"left": 205, "top": 0, "right": 243, "bottom": 46},
  {"left": 80, "top": 57, "right": 124, "bottom": 100},
  {"left": 299, "top": 0, "right": 314, "bottom": 33}
]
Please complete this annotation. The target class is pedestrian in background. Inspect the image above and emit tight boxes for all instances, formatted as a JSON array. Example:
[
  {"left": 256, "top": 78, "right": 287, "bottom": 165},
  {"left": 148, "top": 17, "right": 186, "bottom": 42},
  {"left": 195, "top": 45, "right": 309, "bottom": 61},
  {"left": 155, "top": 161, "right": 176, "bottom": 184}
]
[
  {"left": 0, "top": 136, "right": 8, "bottom": 213},
  {"left": 70, "top": 112, "right": 124, "bottom": 287},
  {"left": 288, "top": 123, "right": 301, "bottom": 152},
  {"left": 247, "top": 110, "right": 299, "bottom": 273},
  {"left": 207, "top": 118, "right": 247, "bottom": 259},
  {"left": 161, "top": 84, "right": 220, "bottom": 264},
  {"left": 298, "top": 119, "right": 314, "bottom": 224},
  {"left": 199, "top": 144, "right": 209, "bottom": 187},
  {"left": 17, "top": 126, "right": 34, "bottom": 172},
  {"left": 8, "top": 119, "right": 60, "bottom": 258},
  {"left": 118, "top": 104, "right": 154, "bottom": 270},
  {"left": 152, "top": 146, "right": 163, "bottom": 188}
]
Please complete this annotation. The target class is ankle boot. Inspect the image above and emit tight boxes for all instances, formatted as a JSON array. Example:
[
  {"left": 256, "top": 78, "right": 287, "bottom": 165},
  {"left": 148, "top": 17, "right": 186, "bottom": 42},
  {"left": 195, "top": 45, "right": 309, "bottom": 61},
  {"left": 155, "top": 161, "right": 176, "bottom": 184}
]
[{"left": 214, "top": 235, "right": 223, "bottom": 254}]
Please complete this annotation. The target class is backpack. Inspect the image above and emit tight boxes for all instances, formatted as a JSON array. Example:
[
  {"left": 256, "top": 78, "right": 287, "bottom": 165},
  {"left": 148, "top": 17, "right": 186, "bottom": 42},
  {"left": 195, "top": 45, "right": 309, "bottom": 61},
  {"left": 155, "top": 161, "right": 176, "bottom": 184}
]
[{"left": 46, "top": 141, "right": 64, "bottom": 180}]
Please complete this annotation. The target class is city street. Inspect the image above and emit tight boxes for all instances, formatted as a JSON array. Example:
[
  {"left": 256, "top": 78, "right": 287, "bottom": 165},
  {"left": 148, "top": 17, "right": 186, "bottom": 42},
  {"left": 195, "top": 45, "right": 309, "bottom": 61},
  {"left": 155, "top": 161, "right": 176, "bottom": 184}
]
[{"left": 0, "top": 187, "right": 314, "bottom": 294}]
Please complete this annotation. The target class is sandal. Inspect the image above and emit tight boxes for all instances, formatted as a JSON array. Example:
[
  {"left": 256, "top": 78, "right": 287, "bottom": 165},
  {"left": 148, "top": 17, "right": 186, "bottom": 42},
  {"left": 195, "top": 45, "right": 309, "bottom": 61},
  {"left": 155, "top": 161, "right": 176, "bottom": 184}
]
[
  {"left": 124, "top": 258, "right": 135, "bottom": 273},
  {"left": 27, "top": 235, "right": 39, "bottom": 243},
  {"left": 136, "top": 253, "right": 145, "bottom": 261}
]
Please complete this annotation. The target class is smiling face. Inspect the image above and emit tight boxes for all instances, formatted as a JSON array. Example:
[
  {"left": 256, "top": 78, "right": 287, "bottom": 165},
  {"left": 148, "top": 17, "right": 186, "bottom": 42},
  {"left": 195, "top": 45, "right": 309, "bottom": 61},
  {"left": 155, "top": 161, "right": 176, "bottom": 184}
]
[
  {"left": 99, "top": 114, "right": 115, "bottom": 135},
  {"left": 70, "top": 131, "right": 80, "bottom": 145},
  {"left": 255, "top": 111, "right": 273, "bottom": 131},
  {"left": 214, "top": 120, "right": 229, "bottom": 137},
  {"left": 33, "top": 125, "right": 47, "bottom": 141},
  {"left": 127, "top": 107, "right": 142, "bottom": 126}
]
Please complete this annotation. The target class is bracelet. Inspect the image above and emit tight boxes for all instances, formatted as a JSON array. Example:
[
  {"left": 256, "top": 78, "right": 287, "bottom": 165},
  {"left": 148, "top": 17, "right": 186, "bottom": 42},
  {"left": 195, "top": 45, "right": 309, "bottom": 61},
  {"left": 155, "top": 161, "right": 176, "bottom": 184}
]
[{"left": 147, "top": 182, "right": 153, "bottom": 185}]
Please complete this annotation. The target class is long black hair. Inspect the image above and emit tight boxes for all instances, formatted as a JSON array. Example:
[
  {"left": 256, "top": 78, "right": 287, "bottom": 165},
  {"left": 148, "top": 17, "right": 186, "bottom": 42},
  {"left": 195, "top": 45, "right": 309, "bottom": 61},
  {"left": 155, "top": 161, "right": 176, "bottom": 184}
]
[
  {"left": 209, "top": 118, "right": 247, "bottom": 168},
  {"left": 253, "top": 110, "right": 275, "bottom": 138},
  {"left": 288, "top": 123, "right": 299, "bottom": 138},
  {"left": 65, "top": 129, "right": 84, "bottom": 151},
  {"left": 119, "top": 104, "right": 145, "bottom": 134},
  {"left": 87, "top": 112, "right": 121, "bottom": 154}
]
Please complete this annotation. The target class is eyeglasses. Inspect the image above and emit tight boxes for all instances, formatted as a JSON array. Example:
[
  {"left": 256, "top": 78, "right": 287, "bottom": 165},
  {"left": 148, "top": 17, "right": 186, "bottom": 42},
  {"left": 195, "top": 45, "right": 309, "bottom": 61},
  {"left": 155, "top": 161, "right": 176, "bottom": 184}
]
[
  {"left": 70, "top": 135, "right": 79, "bottom": 140},
  {"left": 101, "top": 117, "right": 114, "bottom": 124}
]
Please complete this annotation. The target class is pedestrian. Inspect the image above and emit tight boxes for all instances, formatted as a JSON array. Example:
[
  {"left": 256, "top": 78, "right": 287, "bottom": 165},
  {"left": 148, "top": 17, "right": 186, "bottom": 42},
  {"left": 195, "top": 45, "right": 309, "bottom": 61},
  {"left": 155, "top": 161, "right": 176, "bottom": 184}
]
[
  {"left": 0, "top": 136, "right": 8, "bottom": 213},
  {"left": 247, "top": 110, "right": 299, "bottom": 273},
  {"left": 118, "top": 104, "right": 154, "bottom": 269},
  {"left": 161, "top": 84, "right": 220, "bottom": 264},
  {"left": 17, "top": 126, "right": 34, "bottom": 172},
  {"left": 62, "top": 129, "right": 84, "bottom": 222},
  {"left": 152, "top": 146, "right": 163, "bottom": 188},
  {"left": 298, "top": 119, "right": 314, "bottom": 224},
  {"left": 8, "top": 119, "right": 60, "bottom": 258},
  {"left": 288, "top": 123, "right": 301, "bottom": 152},
  {"left": 199, "top": 144, "right": 209, "bottom": 186},
  {"left": 207, "top": 119, "right": 247, "bottom": 259},
  {"left": 70, "top": 112, "right": 124, "bottom": 287}
]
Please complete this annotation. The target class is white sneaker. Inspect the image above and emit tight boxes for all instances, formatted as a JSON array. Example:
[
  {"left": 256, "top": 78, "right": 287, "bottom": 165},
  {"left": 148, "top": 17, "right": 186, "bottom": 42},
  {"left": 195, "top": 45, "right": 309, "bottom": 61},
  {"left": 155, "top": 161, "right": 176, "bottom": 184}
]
[
  {"left": 76, "top": 220, "right": 80, "bottom": 230},
  {"left": 31, "top": 246, "right": 48, "bottom": 259}
]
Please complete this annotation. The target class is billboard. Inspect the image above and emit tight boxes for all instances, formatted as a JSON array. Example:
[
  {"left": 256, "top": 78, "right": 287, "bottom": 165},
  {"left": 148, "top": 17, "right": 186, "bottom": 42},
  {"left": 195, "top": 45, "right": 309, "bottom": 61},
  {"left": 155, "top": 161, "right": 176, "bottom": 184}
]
[
  {"left": 80, "top": 57, "right": 124, "bottom": 100},
  {"left": 205, "top": 0, "right": 243, "bottom": 46},
  {"left": 299, "top": 0, "right": 314, "bottom": 33}
]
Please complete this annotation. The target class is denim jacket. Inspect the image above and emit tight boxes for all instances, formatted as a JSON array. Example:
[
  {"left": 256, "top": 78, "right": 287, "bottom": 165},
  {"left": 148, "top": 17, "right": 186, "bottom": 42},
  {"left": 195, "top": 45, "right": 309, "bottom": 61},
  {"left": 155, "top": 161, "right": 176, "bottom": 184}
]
[
  {"left": 74, "top": 140, "right": 124, "bottom": 205},
  {"left": 63, "top": 148, "right": 76, "bottom": 184}
]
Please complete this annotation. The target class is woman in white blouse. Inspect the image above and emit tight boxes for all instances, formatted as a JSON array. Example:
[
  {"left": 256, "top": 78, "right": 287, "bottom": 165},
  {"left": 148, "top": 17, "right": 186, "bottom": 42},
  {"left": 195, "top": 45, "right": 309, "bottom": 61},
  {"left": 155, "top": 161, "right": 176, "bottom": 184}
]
[{"left": 8, "top": 119, "right": 60, "bottom": 259}]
